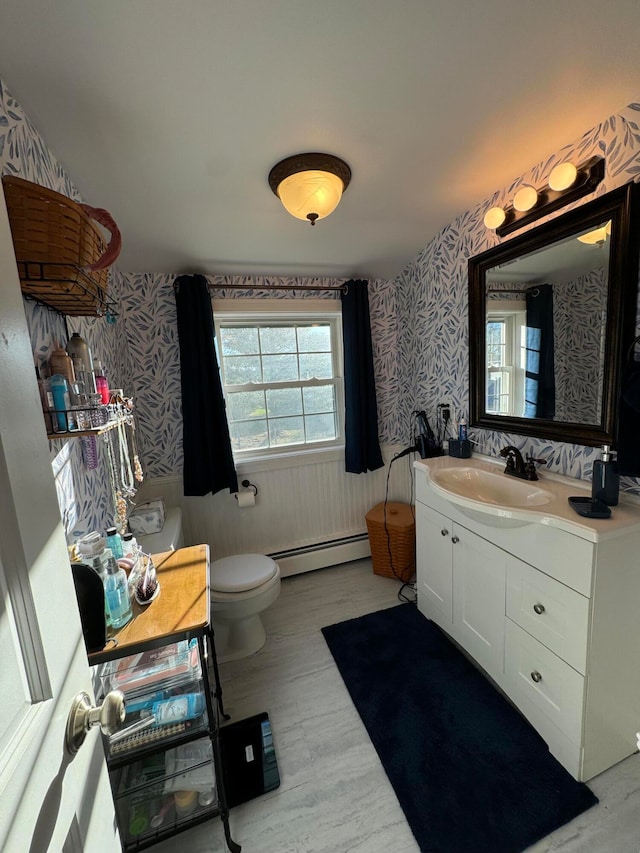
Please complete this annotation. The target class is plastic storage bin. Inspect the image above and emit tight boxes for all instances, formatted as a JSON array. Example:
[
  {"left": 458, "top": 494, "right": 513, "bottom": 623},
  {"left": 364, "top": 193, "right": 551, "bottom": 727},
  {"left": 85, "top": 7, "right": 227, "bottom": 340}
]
[{"left": 365, "top": 501, "right": 416, "bottom": 582}]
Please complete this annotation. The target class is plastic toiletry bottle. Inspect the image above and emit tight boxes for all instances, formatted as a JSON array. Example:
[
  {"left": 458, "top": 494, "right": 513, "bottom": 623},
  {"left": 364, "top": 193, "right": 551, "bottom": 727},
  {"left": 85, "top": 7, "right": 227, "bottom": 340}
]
[
  {"left": 106, "top": 526, "right": 124, "bottom": 559},
  {"left": 458, "top": 417, "right": 468, "bottom": 442},
  {"left": 66, "top": 332, "right": 97, "bottom": 394},
  {"left": 104, "top": 549, "right": 133, "bottom": 629},
  {"left": 592, "top": 445, "right": 619, "bottom": 506},
  {"left": 122, "top": 532, "right": 138, "bottom": 559},
  {"left": 94, "top": 359, "right": 110, "bottom": 404},
  {"left": 49, "top": 346, "right": 76, "bottom": 387},
  {"left": 49, "top": 374, "right": 76, "bottom": 431}
]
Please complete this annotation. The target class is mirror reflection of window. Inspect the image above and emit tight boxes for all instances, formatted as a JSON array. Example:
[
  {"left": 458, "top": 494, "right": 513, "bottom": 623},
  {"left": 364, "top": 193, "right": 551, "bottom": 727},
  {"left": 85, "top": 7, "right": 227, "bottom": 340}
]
[{"left": 486, "top": 300, "right": 526, "bottom": 416}]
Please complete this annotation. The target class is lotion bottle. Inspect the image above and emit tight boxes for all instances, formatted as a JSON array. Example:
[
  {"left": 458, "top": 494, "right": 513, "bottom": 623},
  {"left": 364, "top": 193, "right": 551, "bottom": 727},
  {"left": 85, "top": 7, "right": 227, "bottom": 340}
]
[{"left": 592, "top": 445, "right": 619, "bottom": 506}]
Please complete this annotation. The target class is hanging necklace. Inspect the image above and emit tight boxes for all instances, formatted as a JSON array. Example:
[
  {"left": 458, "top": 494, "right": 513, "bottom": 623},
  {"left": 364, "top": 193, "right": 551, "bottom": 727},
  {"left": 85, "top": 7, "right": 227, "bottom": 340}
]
[
  {"left": 117, "top": 418, "right": 135, "bottom": 497},
  {"left": 103, "top": 430, "right": 125, "bottom": 526},
  {"left": 128, "top": 417, "right": 144, "bottom": 484}
]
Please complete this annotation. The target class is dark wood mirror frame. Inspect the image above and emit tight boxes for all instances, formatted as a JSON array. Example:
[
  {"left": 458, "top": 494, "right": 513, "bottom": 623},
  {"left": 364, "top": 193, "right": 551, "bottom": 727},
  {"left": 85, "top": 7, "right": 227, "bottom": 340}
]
[{"left": 469, "top": 182, "right": 640, "bottom": 447}]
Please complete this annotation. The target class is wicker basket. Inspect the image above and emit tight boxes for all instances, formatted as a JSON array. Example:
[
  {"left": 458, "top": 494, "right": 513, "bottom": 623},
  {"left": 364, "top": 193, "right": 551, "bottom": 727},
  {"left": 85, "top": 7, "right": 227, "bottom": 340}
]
[
  {"left": 2, "top": 175, "right": 114, "bottom": 316},
  {"left": 365, "top": 501, "right": 416, "bottom": 582}
]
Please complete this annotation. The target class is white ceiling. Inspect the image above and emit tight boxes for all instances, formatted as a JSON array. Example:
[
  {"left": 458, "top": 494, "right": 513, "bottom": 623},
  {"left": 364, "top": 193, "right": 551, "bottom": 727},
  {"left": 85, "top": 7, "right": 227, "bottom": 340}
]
[{"left": 1, "top": 1, "right": 640, "bottom": 280}]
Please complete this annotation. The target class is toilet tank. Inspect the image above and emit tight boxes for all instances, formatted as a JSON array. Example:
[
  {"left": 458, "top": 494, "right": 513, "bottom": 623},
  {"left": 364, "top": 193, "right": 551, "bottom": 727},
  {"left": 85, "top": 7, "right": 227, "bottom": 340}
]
[{"left": 136, "top": 507, "right": 184, "bottom": 553}]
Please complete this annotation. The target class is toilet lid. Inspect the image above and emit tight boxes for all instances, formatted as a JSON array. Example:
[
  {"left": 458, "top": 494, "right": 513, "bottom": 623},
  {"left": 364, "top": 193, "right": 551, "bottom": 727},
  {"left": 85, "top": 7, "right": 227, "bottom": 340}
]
[{"left": 211, "top": 554, "right": 278, "bottom": 593}]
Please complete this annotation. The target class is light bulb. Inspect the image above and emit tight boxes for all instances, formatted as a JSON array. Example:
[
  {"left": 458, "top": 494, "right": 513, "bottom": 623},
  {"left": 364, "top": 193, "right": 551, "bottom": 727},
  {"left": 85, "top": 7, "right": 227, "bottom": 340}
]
[
  {"left": 549, "top": 162, "right": 578, "bottom": 191},
  {"left": 513, "top": 186, "right": 538, "bottom": 212},
  {"left": 483, "top": 206, "right": 506, "bottom": 229}
]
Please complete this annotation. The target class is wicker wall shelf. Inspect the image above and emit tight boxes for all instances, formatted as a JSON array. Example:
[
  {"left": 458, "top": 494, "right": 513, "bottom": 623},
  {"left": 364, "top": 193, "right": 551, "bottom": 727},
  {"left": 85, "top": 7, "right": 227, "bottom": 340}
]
[{"left": 18, "top": 260, "right": 117, "bottom": 318}]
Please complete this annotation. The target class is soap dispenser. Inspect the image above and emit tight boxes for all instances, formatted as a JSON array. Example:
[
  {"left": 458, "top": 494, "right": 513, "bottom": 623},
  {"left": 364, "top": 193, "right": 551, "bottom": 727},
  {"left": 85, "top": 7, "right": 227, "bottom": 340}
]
[{"left": 592, "top": 445, "right": 619, "bottom": 506}]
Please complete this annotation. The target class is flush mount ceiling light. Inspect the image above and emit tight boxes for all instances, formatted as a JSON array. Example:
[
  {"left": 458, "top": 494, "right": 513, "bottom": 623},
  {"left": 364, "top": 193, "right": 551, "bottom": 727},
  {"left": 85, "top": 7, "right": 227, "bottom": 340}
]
[
  {"left": 483, "top": 156, "right": 605, "bottom": 237},
  {"left": 268, "top": 153, "right": 351, "bottom": 225},
  {"left": 577, "top": 220, "right": 612, "bottom": 245}
]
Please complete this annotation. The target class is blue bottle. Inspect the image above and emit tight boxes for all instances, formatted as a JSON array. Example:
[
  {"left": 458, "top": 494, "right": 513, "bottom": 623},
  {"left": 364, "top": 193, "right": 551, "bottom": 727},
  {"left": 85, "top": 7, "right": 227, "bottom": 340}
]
[
  {"left": 104, "top": 550, "right": 133, "bottom": 629},
  {"left": 106, "top": 526, "right": 124, "bottom": 559},
  {"left": 49, "top": 374, "right": 76, "bottom": 432}
]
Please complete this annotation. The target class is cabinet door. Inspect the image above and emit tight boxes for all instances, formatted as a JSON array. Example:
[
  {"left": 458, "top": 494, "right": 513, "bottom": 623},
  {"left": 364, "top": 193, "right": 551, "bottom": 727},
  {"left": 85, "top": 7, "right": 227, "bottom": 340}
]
[
  {"left": 452, "top": 525, "right": 506, "bottom": 685},
  {"left": 415, "top": 502, "right": 453, "bottom": 628}
]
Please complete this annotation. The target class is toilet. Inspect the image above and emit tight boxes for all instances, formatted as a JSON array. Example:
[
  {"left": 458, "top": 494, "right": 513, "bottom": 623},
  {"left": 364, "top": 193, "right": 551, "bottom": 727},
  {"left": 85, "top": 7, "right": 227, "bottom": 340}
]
[
  {"left": 210, "top": 554, "right": 281, "bottom": 663},
  {"left": 135, "top": 506, "right": 185, "bottom": 553},
  {"left": 136, "top": 506, "right": 280, "bottom": 663}
]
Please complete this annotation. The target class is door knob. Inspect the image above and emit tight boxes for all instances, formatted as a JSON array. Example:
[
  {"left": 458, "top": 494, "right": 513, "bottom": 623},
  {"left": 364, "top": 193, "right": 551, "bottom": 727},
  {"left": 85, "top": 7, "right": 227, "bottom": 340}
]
[
  {"left": 530, "top": 671, "right": 543, "bottom": 683},
  {"left": 440, "top": 528, "right": 449, "bottom": 536},
  {"left": 533, "top": 603, "right": 545, "bottom": 615},
  {"left": 65, "top": 690, "right": 126, "bottom": 754},
  {"left": 451, "top": 535, "right": 460, "bottom": 544}
]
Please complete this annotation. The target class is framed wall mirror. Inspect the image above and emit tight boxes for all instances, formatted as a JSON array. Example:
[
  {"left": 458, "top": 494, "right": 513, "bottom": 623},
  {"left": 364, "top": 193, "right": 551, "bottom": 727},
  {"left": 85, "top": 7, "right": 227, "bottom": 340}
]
[{"left": 469, "top": 182, "right": 640, "bottom": 446}]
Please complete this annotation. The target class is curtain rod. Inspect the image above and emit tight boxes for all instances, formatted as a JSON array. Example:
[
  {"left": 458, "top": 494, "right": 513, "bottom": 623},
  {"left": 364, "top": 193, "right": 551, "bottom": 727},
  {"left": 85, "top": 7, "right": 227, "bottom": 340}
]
[{"left": 206, "top": 282, "right": 348, "bottom": 294}]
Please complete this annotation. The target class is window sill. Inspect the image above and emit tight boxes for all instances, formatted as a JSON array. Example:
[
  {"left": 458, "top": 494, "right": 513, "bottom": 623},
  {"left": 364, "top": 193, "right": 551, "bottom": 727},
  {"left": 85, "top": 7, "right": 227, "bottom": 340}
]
[{"left": 234, "top": 445, "right": 345, "bottom": 474}]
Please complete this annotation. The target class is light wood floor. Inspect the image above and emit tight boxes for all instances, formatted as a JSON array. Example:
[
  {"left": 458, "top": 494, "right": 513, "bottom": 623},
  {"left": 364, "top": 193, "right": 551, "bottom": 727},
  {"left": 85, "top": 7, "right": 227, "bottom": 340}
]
[{"left": 155, "top": 559, "right": 640, "bottom": 853}]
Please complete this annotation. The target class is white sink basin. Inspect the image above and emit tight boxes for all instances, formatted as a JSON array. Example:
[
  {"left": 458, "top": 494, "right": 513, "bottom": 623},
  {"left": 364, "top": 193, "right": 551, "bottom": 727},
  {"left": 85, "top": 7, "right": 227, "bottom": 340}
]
[{"left": 429, "top": 466, "right": 553, "bottom": 508}]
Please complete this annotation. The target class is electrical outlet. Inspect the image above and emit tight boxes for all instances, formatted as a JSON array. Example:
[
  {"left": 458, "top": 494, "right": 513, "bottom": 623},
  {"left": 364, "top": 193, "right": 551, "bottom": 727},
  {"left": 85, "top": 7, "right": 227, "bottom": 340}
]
[{"left": 438, "top": 403, "right": 451, "bottom": 422}]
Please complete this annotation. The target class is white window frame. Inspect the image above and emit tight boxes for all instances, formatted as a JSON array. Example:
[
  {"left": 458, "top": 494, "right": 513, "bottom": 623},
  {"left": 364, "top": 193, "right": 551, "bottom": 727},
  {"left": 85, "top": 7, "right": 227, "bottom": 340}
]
[
  {"left": 486, "top": 301, "right": 526, "bottom": 417},
  {"left": 213, "top": 299, "right": 344, "bottom": 465}
]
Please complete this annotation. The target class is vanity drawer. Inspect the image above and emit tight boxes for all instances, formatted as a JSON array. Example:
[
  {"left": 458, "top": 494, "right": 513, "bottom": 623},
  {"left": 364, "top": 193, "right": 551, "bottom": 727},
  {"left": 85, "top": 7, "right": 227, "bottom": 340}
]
[
  {"left": 506, "top": 557, "right": 590, "bottom": 674},
  {"left": 504, "top": 618, "right": 585, "bottom": 745}
]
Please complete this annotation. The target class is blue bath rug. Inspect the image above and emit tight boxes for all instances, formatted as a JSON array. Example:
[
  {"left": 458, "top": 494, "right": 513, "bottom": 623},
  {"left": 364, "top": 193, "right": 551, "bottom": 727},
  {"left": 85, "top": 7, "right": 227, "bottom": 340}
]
[{"left": 322, "top": 604, "right": 598, "bottom": 853}]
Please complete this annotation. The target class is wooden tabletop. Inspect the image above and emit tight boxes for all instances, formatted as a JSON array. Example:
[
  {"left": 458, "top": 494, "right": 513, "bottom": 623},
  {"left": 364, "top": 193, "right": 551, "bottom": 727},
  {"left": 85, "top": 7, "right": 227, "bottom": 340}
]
[{"left": 88, "top": 543, "right": 210, "bottom": 664}]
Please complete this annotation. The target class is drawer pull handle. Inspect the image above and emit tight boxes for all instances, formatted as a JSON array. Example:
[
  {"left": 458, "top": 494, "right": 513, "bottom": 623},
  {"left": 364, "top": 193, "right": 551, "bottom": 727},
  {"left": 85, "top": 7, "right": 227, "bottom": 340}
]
[
  {"left": 530, "top": 671, "right": 543, "bottom": 683},
  {"left": 441, "top": 528, "right": 449, "bottom": 536},
  {"left": 533, "top": 603, "right": 545, "bottom": 615},
  {"left": 451, "top": 535, "right": 460, "bottom": 544}
]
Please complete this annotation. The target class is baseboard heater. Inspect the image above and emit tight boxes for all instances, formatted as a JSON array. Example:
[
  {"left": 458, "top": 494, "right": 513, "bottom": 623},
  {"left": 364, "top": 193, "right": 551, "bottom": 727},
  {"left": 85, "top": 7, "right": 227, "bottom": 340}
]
[{"left": 269, "top": 532, "right": 371, "bottom": 578}]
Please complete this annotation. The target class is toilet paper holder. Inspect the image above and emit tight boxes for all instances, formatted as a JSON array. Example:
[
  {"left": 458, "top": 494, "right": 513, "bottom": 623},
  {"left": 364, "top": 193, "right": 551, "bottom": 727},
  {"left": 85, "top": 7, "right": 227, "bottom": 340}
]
[{"left": 235, "top": 479, "right": 258, "bottom": 500}]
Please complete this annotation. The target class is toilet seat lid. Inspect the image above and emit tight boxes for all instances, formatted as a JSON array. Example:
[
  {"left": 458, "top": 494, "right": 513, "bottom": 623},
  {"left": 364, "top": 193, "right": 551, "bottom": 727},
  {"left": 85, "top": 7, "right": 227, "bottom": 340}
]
[{"left": 211, "top": 554, "right": 278, "bottom": 593}]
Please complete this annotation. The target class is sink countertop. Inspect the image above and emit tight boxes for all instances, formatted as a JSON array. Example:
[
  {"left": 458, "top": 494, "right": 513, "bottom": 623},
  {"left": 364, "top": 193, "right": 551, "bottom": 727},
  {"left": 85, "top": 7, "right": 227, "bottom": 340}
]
[{"left": 414, "top": 454, "right": 640, "bottom": 542}]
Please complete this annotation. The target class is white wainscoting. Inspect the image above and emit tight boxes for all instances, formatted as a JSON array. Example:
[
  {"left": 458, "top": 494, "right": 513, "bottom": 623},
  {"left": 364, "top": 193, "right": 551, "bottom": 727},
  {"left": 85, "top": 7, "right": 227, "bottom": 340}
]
[{"left": 133, "top": 445, "right": 415, "bottom": 576}]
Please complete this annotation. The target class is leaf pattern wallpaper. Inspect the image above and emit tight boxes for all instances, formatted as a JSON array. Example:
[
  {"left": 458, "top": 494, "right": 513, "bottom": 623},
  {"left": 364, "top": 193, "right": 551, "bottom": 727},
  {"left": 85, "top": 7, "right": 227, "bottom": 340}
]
[{"left": 1, "top": 71, "right": 640, "bottom": 545}]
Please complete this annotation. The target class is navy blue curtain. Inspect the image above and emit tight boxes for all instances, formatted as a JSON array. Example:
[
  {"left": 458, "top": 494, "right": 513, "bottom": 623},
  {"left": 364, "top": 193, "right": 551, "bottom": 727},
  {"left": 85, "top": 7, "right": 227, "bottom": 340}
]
[
  {"left": 524, "top": 284, "right": 556, "bottom": 419},
  {"left": 341, "top": 280, "right": 384, "bottom": 473},
  {"left": 174, "top": 274, "right": 238, "bottom": 496}
]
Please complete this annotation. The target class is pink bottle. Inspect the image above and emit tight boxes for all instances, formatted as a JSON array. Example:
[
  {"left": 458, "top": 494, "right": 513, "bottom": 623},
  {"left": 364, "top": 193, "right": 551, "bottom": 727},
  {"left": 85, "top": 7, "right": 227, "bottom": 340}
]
[{"left": 94, "top": 359, "right": 110, "bottom": 404}]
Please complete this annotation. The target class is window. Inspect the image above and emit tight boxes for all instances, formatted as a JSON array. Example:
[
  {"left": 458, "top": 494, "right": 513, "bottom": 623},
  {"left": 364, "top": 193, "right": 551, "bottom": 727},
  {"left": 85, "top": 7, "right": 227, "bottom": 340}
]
[
  {"left": 486, "top": 303, "right": 526, "bottom": 416},
  {"left": 214, "top": 301, "right": 343, "bottom": 459}
]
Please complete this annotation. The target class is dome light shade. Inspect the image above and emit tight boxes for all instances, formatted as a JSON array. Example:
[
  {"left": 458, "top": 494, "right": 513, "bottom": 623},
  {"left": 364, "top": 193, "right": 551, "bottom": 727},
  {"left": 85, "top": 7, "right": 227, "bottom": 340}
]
[
  {"left": 577, "top": 220, "right": 612, "bottom": 245},
  {"left": 483, "top": 206, "right": 506, "bottom": 229},
  {"left": 269, "top": 153, "right": 351, "bottom": 225},
  {"left": 549, "top": 162, "right": 578, "bottom": 191},
  {"left": 513, "top": 185, "right": 538, "bottom": 212}
]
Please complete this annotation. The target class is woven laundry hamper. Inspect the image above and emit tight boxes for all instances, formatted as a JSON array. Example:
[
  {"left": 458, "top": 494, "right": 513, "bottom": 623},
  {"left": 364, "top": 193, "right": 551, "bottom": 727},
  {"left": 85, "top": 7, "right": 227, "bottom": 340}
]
[{"left": 365, "top": 501, "right": 415, "bottom": 582}]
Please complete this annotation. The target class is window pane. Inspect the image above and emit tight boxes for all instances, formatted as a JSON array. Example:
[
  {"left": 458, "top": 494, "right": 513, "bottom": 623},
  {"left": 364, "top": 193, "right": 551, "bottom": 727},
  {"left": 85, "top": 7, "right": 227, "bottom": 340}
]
[
  {"left": 299, "top": 353, "right": 332, "bottom": 379},
  {"left": 230, "top": 419, "right": 268, "bottom": 451},
  {"left": 297, "top": 325, "right": 331, "bottom": 352},
  {"left": 220, "top": 327, "right": 259, "bottom": 356},
  {"left": 259, "top": 327, "right": 297, "bottom": 354},
  {"left": 227, "top": 390, "right": 265, "bottom": 421},
  {"left": 303, "top": 384, "right": 334, "bottom": 414},
  {"left": 266, "top": 388, "right": 302, "bottom": 418},
  {"left": 305, "top": 413, "right": 336, "bottom": 442},
  {"left": 224, "top": 355, "right": 262, "bottom": 384},
  {"left": 269, "top": 416, "right": 305, "bottom": 446},
  {"left": 262, "top": 354, "right": 299, "bottom": 382}
]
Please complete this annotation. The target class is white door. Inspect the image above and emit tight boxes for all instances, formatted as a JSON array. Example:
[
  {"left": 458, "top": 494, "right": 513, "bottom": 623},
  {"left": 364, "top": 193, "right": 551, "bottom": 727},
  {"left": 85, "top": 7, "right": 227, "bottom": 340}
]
[
  {"left": 0, "top": 191, "right": 120, "bottom": 852},
  {"left": 415, "top": 501, "right": 453, "bottom": 628},
  {"left": 452, "top": 524, "right": 507, "bottom": 686}
]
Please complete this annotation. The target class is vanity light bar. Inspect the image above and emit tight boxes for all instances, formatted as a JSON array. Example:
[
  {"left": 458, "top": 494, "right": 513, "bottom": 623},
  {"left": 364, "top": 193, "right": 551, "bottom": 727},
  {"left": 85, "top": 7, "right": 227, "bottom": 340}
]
[{"left": 485, "top": 156, "right": 605, "bottom": 238}]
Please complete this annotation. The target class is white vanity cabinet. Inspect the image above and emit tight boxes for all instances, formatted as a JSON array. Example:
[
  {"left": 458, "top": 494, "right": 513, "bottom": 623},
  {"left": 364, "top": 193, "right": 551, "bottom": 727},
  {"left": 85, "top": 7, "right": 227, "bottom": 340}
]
[
  {"left": 416, "top": 502, "right": 506, "bottom": 686},
  {"left": 415, "top": 458, "right": 640, "bottom": 782}
]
